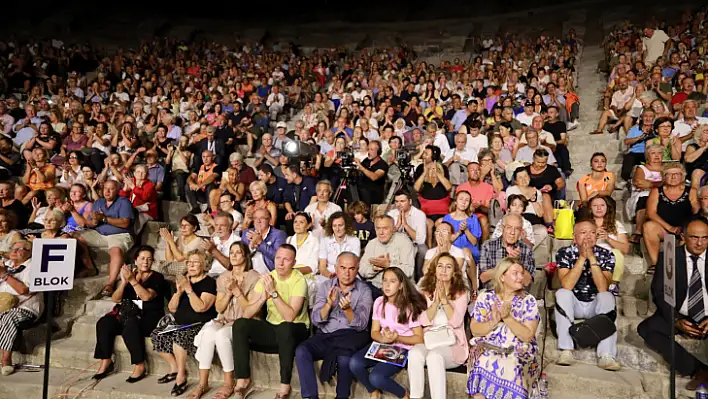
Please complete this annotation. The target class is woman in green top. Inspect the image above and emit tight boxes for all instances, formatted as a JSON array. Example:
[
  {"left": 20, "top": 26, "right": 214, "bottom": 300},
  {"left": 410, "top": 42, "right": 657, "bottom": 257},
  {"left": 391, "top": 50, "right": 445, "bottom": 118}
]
[{"left": 231, "top": 244, "right": 309, "bottom": 399}]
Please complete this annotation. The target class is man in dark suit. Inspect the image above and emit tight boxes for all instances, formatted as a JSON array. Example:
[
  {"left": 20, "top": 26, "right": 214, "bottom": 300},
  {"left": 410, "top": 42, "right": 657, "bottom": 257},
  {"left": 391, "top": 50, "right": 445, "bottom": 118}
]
[
  {"left": 191, "top": 126, "right": 227, "bottom": 171},
  {"left": 241, "top": 208, "right": 287, "bottom": 274},
  {"left": 638, "top": 217, "right": 708, "bottom": 390}
]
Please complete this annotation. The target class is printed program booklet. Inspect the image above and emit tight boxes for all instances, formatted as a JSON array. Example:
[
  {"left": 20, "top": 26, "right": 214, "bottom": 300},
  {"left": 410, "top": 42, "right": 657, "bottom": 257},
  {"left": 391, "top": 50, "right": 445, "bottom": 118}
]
[{"left": 364, "top": 342, "right": 409, "bottom": 367}]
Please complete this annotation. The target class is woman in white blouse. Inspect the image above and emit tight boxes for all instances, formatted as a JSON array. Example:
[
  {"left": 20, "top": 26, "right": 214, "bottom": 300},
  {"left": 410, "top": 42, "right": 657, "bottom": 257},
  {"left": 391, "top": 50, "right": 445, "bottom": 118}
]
[
  {"left": 286, "top": 212, "right": 319, "bottom": 303},
  {"left": 317, "top": 212, "right": 360, "bottom": 287},
  {"left": 304, "top": 180, "right": 342, "bottom": 238}
]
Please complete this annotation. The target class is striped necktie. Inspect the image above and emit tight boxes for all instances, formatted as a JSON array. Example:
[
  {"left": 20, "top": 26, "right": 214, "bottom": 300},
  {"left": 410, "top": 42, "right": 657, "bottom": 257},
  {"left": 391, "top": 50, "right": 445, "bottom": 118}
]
[{"left": 688, "top": 255, "right": 705, "bottom": 323}]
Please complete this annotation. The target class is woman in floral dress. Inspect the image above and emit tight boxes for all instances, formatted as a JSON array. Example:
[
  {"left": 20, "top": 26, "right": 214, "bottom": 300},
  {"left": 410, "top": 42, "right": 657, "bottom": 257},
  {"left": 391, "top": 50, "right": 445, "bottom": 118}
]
[{"left": 468, "top": 257, "right": 540, "bottom": 399}]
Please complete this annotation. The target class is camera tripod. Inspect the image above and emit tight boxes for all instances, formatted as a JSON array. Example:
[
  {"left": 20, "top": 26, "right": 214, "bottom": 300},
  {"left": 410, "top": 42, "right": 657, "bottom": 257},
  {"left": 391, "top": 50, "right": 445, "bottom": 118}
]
[{"left": 333, "top": 168, "right": 360, "bottom": 208}]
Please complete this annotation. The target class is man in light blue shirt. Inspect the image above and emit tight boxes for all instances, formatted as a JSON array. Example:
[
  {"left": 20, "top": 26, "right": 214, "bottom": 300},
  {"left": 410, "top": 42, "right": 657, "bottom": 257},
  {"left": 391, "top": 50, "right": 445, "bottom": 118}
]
[
  {"left": 621, "top": 109, "right": 655, "bottom": 182},
  {"left": 12, "top": 104, "right": 42, "bottom": 147}
]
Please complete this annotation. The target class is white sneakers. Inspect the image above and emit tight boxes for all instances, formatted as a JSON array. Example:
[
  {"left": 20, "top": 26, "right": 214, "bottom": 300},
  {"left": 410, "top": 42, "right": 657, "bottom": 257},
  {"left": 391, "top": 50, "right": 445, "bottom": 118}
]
[
  {"left": 556, "top": 350, "right": 575, "bottom": 366},
  {"left": 556, "top": 351, "right": 621, "bottom": 371},
  {"left": 598, "top": 355, "right": 621, "bottom": 371},
  {"left": 1, "top": 365, "right": 14, "bottom": 376}
]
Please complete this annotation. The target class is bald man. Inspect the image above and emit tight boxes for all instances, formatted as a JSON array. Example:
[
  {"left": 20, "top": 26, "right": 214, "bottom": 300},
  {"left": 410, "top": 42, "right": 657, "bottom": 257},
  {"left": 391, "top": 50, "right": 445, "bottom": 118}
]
[{"left": 554, "top": 220, "right": 619, "bottom": 371}]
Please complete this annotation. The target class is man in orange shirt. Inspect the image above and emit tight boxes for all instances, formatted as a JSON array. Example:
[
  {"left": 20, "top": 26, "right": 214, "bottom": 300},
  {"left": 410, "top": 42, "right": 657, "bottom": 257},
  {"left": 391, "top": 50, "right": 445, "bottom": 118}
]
[{"left": 456, "top": 162, "right": 494, "bottom": 240}]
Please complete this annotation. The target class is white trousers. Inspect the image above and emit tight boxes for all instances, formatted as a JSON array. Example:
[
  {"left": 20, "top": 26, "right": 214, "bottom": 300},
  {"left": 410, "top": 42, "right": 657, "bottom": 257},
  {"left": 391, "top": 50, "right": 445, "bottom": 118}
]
[
  {"left": 554, "top": 289, "right": 617, "bottom": 358},
  {"left": 407, "top": 344, "right": 461, "bottom": 399},
  {"left": 193, "top": 320, "right": 234, "bottom": 372}
]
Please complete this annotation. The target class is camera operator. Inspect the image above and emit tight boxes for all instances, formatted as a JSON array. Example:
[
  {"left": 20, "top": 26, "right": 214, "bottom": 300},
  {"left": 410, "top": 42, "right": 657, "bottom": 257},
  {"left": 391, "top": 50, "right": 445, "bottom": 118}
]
[
  {"left": 621, "top": 109, "right": 656, "bottom": 183},
  {"left": 355, "top": 140, "right": 388, "bottom": 206}
]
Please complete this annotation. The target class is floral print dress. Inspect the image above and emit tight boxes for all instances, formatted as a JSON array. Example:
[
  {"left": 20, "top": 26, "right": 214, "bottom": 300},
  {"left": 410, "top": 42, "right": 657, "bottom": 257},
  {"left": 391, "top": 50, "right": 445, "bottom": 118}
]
[{"left": 467, "top": 290, "right": 540, "bottom": 399}]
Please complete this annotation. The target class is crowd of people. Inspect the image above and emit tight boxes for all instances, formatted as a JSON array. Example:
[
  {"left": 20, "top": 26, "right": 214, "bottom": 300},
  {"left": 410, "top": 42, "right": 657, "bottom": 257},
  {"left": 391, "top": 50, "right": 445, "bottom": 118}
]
[{"left": 0, "top": 8, "right": 703, "bottom": 397}]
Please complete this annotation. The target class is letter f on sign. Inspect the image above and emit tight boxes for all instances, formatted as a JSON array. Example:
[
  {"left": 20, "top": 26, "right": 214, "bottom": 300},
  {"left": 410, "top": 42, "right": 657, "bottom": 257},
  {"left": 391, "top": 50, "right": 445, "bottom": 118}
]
[{"left": 41, "top": 244, "right": 68, "bottom": 273}]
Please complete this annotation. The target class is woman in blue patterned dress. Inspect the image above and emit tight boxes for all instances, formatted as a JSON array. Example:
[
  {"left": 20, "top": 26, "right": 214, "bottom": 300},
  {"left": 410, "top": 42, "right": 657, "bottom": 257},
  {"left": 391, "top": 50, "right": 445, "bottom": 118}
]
[{"left": 467, "top": 257, "right": 540, "bottom": 399}]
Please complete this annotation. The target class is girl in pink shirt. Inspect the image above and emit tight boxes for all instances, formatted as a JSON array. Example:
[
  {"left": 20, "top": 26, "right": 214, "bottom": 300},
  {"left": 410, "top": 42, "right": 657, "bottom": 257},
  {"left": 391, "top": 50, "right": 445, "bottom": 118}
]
[{"left": 349, "top": 267, "right": 426, "bottom": 399}]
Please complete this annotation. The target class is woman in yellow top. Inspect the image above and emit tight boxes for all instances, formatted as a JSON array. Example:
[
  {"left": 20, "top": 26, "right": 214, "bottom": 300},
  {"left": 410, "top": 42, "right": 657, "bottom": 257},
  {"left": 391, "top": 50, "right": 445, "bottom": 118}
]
[
  {"left": 231, "top": 244, "right": 309, "bottom": 399},
  {"left": 578, "top": 152, "right": 616, "bottom": 204}
]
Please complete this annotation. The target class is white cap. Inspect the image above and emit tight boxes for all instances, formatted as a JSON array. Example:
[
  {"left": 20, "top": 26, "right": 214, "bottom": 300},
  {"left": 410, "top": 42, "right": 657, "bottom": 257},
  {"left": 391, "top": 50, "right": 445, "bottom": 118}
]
[{"left": 276, "top": 121, "right": 287, "bottom": 129}]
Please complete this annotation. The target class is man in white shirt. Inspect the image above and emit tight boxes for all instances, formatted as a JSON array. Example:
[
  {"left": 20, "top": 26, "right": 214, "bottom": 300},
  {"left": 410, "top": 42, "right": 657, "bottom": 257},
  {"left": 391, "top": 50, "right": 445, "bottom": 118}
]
[
  {"left": 515, "top": 100, "right": 538, "bottom": 127},
  {"left": 515, "top": 130, "right": 557, "bottom": 166},
  {"left": 432, "top": 126, "right": 451, "bottom": 154},
  {"left": 387, "top": 190, "right": 428, "bottom": 279},
  {"left": 266, "top": 85, "right": 286, "bottom": 121},
  {"left": 638, "top": 218, "right": 708, "bottom": 390},
  {"left": 201, "top": 212, "right": 240, "bottom": 277},
  {"left": 520, "top": 115, "right": 557, "bottom": 151},
  {"left": 673, "top": 100, "right": 708, "bottom": 152},
  {"left": 642, "top": 28, "right": 670, "bottom": 67},
  {"left": 11, "top": 104, "right": 42, "bottom": 147},
  {"left": 593, "top": 77, "right": 634, "bottom": 134},
  {"left": 444, "top": 133, "right": 478, "bottom": 185},
  {"left": 359, "top": 215, "right": 415, "bottom": 293}
]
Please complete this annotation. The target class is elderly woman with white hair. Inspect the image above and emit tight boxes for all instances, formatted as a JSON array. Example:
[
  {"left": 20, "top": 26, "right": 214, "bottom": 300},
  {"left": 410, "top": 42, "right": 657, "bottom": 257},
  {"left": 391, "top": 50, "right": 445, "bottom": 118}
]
[
  {"left": 121, "top": 164, "right": 157, "bottom": 234},
  {"left": 0, "top": 240, "right": 43, "bottom": 376},
  {"left": 241, "top": 180, "right": 277, "bottom": 229}
]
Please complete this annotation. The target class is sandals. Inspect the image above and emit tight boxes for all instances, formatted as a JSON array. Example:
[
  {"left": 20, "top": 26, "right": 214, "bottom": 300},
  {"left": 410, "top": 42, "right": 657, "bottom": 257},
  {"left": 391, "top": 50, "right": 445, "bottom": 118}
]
[
  {"left": 629, "top": 233, "right": 642, "bottom": 244},
  {"left": 186, "top": 384, "right": 208, "bottom": 399},
  {"left": 100, "top": 284, "right": 115, "bottom": 297},
  {"left": 172, "top": 381, "right": 189, "bottom": 397},
  {"left": 158, "top": 372, "right": 178, "bottom": 384},
  {"left": 233, "top": 381, "right": 253, "bottom": 399},
  {"left": 590, "top": 129, "right": 604, "bottom": 135},
  {"left": 212, "top": 385, "right": 235, "bottom": 399}
]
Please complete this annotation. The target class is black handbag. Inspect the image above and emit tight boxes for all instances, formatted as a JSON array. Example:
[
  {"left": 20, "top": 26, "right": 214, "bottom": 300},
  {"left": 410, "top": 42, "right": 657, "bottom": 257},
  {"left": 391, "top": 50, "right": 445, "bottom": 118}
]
[
  {"left": 114, "top": 299, "right": 142, "bottom": 325},
  {"left": 556, "top": 304, "right": 617, "bottom": 349}
]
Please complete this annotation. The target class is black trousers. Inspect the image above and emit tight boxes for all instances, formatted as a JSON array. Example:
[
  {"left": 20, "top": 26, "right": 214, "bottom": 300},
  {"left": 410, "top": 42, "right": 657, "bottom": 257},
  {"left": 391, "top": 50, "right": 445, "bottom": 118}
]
[
  {"left": 232, "top": 319, "right": 309, "bottom": 384},
  {"left": 94, "top": 312, "right": 160, "bottom": 365},
  {"left": 637, "top": 313, "right": 707, "bottom": 376},
  {"left": 621, "top": 152, "right": 646, "bottom": 182}
]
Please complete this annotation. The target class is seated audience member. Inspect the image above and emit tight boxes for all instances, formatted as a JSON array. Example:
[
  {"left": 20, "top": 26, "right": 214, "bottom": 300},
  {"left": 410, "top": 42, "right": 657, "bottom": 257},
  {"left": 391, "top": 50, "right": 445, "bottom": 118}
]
[
  {"left": 121, "top": 164, "right": 157, "bottom": 233},
  {"left": 468, "top": 257, "right": 539, "bottom": 399},
  {"left": 62, "top": 183, "right": 93, "bottom": 234},
  {"left": 349, "top": 201, "right": 376, "bottom": 250},
  {"left": 232, "top": 245, "right": 310, "bottom": 399},
  {"left": 647, "top": 117, "right": 681, "bottom": 161},
  {"left": 554, "top": 221, "right": 620, "bottom": 370},
  {"left": 492, "top": 194, "right": 538, "bottom": 247},
  {"left": 687, "top": 125, "right": 708, "bottom": 189},
  {"left": 585, "top": 196, "right": 629, "bottom": 296},
  {"left": 241, "top": 208, "right": 287, "bottom": 274},
  {"left": 27, "top": 187, "right": 64, "bottom": 228},
  {"left": 204, "top": 193, "right": 244, "bottom": 233},
  {"left": 479, "top": 213, "right": 535, "bottom": 289},
  {"left": 0, "top": 181, "right": 29, "bottom": 229},
  {"left": 286, "top": 212, "right": 319, "bottom": 299},
  {"left": 514, "top": 130, "right": 558, "bottom": 166},
  {"left": 158, "top": 215, "right": 202, "bottom": 277},
  {"left": 699, "top": 187, "right": 708, "bottom": 219},
  {"left": 151, "top": 251, "right": 217, "bottom": 397},
  {"left": 621, "top": 109, "right": 655, "bottom": 184},
  {"left": 253, "top": 133, "right": 282, "bottom": 169},
  {"left": 626, "top": 143, "right": 664, "bottom": 243},
  {"left": 349, "top": 267, "right": 426, "bottom": 399},
  {"left": 506, "top": 167, "right": 545, "bottom": 226},
  {"left": 258, "top": 163, "right": 287, "bottom": 205},
  {"left": 58, "top": 151, "right": 84, "bottom": 189},
  {"left": 304, "top": 180, "right": 342, "bottom": 238},
  {"left": 415, "top": 145, "right": 453, "bottom": 221},
  {"left": 526, "top": 149, "right": 565, "bottom": 228},
  {"left": 455, "top": 163, "right": 494, "bottom": 240},
  {"left": 643, "top": 162, "right": 699, "bottom": 274},
  {"left": 295, "top": 252, "right": 373, "bottom": 399},
  {"left": 242, "top": 180, "right": 278, "bottom": 228},
  {"left": 186, "top": 150, "right": 220, "bottom": 214},
  {"left": 166, "top": 137, "right": 193, "bottom": 202},
  {"left": 93, "top": 246, "right": 168, "bottom": 382},
  {"left": 201, "top": 212, "right": 240, "bottom": 277},
  {"left": 22, "top": 147, "right": 56, "bottom": 203},
  {"left": 638, "top": 218, "right": 708, "bottom": 391},
  {"left": 409, "top": 253, "right": 469, "bottom": 399},
  {"left": 319, "top": 211, "right": 361, "bottom": 285},
  {"left": 283, "top": 164, "right": 317, "bottom": 218},
  {"left": 208, "top": 167, "right": 246, "bottom": 216},
  {"left": 388, "top": 190, "right": 428, "bottom": 277},
  {"left": 360, "top": 215, "right": 415, "bottom": 294},
  {"left": 79, "top": 180, "right": 134, "bottom": 297},
  {"left": 191, "top": 242, "right": 260, "bottom": 399},
  {"left": 442, "top": 134, "right": 477, "bottom": 186},
  {"left": 0, "top": 240, "right": 42, "bottom": 376},
  {"left": 441, "top": 190, "right": 483, "bottom": 263},
  {"left": 424, "top": 221, "right": 475, "bottom": 289},
  {"left": 578, "top": 152, "right": 615, "bottom": 205}
]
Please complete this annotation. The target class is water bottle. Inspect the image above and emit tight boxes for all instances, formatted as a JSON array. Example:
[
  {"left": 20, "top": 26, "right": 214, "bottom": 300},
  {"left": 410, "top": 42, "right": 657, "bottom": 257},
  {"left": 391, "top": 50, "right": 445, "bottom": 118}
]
[
  {"left": 697, "top": 384, "right": 708, "bottom": 399},
  {"left": 539, "top": 373, "right": 549, "bottom": 398},
  {"left": 529, "top": 382, "right": 540, "bottom": 399}
]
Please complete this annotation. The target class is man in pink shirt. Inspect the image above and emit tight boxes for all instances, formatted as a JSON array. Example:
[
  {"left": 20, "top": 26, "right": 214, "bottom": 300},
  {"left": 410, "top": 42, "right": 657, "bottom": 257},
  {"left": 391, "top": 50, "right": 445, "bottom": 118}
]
[{"left": 456, "top": 162, "right": 494, "bottom": 240}]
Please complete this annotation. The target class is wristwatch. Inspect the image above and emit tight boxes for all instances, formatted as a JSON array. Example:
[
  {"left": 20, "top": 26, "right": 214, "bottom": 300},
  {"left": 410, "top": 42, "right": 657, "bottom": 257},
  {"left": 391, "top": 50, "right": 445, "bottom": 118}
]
[{"left": 270, "top": 291, "right": 279, "bottom": 299}]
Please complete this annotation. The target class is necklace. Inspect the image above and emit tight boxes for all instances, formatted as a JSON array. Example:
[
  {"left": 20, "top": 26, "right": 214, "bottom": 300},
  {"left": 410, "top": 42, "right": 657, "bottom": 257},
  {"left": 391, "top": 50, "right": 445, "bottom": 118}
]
[{"left": 297, "top": 233, "right": 309, "bottom": 247}]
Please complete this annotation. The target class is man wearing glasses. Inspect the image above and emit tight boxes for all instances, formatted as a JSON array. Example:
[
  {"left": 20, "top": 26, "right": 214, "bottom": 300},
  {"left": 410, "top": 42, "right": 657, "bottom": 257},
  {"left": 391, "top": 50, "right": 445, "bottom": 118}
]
[{"left": 478, "top": 213, "right": 535, "bottom": 290}]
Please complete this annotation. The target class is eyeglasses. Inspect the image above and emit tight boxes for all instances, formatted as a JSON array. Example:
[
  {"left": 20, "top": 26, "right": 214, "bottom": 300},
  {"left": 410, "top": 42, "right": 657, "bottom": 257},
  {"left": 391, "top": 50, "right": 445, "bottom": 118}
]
[
  {"left": 10, "top": 248, "right": 26, "bottom": 253},
  {"left": 69, "top": 156, "right": 78, "bottom": 159}
]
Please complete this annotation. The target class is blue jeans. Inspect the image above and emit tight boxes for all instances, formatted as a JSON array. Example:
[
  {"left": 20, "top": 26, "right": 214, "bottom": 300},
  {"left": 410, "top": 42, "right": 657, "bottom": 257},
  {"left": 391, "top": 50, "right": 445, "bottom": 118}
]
[
  {"left": 295, "top": 335, "right": 354, "bottom": 399},
  {"left": 349, "top": 346, "right": 406, "bottom": 398}
]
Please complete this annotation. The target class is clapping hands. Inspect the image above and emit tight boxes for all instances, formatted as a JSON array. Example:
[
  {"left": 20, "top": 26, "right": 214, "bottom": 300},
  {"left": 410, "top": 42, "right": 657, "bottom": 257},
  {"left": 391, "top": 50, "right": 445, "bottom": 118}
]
[{"left": 380, "top": 327, "right": 399, "bottom": 344}]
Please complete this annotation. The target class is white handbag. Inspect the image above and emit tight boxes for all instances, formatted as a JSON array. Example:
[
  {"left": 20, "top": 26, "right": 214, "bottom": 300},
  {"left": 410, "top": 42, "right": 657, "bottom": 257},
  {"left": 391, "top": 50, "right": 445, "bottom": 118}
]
[{"left": 423, "top": 324, "right": 456, "bottom": 350}]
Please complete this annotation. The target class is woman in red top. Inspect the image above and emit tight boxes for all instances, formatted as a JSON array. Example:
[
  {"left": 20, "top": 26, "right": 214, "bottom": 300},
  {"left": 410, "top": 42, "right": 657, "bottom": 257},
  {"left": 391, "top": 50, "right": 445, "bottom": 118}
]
[{"left": 121, "top": 164, "right": 157, "bottom": 234}]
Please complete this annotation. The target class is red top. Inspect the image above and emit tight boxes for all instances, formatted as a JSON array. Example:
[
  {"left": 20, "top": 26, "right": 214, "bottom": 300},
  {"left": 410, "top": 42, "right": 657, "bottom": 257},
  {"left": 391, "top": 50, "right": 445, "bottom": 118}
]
[{"left": 120, "top": 178, "right": 158, "bottom": 219}]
